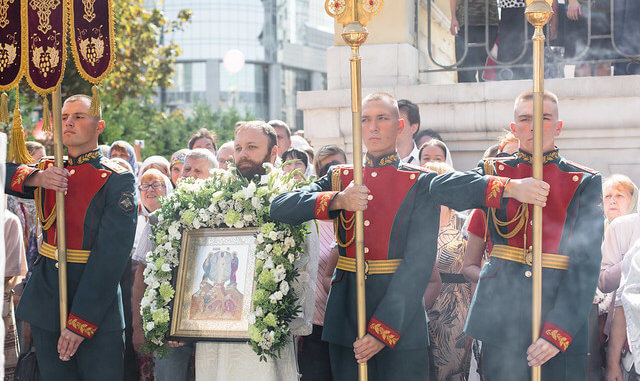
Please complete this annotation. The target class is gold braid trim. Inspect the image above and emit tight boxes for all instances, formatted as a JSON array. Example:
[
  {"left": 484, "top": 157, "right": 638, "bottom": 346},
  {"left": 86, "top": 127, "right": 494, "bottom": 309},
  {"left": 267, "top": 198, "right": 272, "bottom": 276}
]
[
  {"left": 331, "top": 168, "right": 355, "bottom": 248},
  {"left": 35, "top": 161, "right": 56, "bottom": 230},
  {"left": 484, "top": 159, "right": 529, "bottom": 253}
]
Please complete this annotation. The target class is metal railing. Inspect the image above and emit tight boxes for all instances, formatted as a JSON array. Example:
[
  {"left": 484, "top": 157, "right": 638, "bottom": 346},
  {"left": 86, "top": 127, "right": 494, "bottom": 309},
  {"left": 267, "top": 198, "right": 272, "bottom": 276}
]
[{"left": 421, "top": 0, "right": 640, "bottom": 76}]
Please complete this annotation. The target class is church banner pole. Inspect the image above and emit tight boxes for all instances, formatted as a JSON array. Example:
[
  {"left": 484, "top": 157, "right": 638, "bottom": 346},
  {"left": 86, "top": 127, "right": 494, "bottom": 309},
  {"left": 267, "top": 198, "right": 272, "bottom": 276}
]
[
  {"left": 52, "top": 86, "right": 69, "bottom": 331},
  {"left": 525, "top": 1, "right": 553, "bottom": 380},
  {"left": 324, "top": 1, "right": 383, "bottom": 380}
]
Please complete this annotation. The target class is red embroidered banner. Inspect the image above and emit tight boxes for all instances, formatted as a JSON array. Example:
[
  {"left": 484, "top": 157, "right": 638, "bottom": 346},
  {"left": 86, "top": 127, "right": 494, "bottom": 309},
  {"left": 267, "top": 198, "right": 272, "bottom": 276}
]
[
  {"left": 0, "top": 0, "right": 26, "bottom": 90},
  {"left": 25, "top": 0, "right": 66, "bottom": 94},
  {"left": 69, "top": 0, "right": 114, "bottom": 84}
]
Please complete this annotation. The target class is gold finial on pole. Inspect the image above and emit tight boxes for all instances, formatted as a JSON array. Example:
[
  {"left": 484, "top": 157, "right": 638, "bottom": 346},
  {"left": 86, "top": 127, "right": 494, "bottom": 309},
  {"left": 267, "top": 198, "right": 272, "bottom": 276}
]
[
  {"left": 525, "top": 1, "right": 553, "bottom": 381},
  {"left": 324, "top": 1, "right": 383, "bottom": 380}
]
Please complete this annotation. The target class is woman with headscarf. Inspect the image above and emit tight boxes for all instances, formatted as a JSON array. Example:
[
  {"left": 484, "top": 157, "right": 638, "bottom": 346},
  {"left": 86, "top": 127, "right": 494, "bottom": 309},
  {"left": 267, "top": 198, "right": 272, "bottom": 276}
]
[
  {"left": 138, "top": 155, "right": 171, "bottom": 179},
  {"left": 170, "top": 149, "right": 189, "bottom": 187},
  {"left": 109, "top": 141, "right": 138, "bottom": 175}
]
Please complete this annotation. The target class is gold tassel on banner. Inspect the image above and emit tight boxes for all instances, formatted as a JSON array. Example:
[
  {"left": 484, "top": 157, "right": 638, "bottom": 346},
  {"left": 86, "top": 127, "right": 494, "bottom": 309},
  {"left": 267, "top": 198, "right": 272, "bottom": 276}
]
[
  {"left": 42, "top": 96, "right": 52, "bottom": 133},
  {"left": 0, "top": 92, "right": 9, "bottom": 124},
  {"left": 89, "top": 85, "right": 100, "bottom": 117},
  {"left": 8, "top": 92, "right": 33, "bottom": 165}
]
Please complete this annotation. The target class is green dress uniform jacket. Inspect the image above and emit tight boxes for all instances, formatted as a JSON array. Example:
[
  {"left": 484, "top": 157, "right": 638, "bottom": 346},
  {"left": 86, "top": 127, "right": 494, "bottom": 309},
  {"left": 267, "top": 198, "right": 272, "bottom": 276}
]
[
  {"left": 5, "top": 148, "right": 137, "bottom": 338},
  {"left": 464, "top": 149, "right": 603, "bottom": 380},
  {"left": 270, "top": 152, "right": 510, "bottom": 380}
]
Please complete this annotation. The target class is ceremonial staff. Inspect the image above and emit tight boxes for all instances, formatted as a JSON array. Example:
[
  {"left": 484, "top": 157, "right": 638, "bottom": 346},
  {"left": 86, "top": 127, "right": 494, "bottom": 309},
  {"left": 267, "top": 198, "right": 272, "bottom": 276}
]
[
  {"left": 525, "top": 1, "right": 553, "bottom": 380},
  {"left": 324, "top": 1, "right": 382, "bottom": 380}
]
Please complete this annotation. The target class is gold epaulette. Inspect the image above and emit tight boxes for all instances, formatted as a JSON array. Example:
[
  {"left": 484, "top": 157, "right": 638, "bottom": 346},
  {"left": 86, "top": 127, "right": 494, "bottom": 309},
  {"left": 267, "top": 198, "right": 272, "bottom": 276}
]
[
  {"left": 401, "top": 162, "right": 432, "bottom": 173},
  {"left": 565, "top": 160, "right": 598, "bottom": 175},
  {"left": 101, "top": 159, "right": 128, "bottom": 174}
]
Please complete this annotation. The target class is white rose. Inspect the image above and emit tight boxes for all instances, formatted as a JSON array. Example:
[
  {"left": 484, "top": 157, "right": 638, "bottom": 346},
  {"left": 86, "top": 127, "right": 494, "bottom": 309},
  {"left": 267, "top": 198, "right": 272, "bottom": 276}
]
[
  {"left": 279, "top": 281, "right": 290, "bottom": 295},
  {"left": 256, "top": 234, "right": 264, "bottom": 244},
  {"left": 255, "top": 306, "right": 263, "bottom": 317},
  {"left": 243, "top": 214, "right": 253, "bottom": 222},
  {"left": 234, "top": 221, "right": 245, "bottom": 229},
  {"left": 193, "top": 219, "right": 201, "bottom": 229},
  {"left": 264, "top": 257, "right": 274, "bottom": 270},
  {"left": 268, "top": 231, "right": 278, "bottom": 241},
  {"left": 274, "top": 264, "right": 286, "bottom": 282},
  {"left": 161, "top": 264, "right": 171, "bottom": 272},
  {"left": 146, "top": 322, "right": 155, "bottom": 331},
  {"left": 288, "top": 254, "right": 295, "bottom": 264},
  {"left": 141, "top": 296, "right": 151, "bottom": 308}
]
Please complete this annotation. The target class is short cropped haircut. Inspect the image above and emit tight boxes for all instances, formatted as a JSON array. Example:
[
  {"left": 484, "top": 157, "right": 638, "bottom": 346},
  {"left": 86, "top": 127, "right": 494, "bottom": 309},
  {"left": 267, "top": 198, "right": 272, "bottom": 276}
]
[
  {"left": 398, "top": 99, "right": 421, "bottom": 138},
  {"left": 235, "top": 121, "right": 278, "bottom": 152},
  {"left": 514, "top": 90, "right": 560, "bottom": 117},
  {"left": 268, "top": 120, "right": 291, "bottom": 138},
  {"left": 185, "top": 148, "right": 218, "bottom": 170},
  {"left": 414, "top": 129, "right": 444, "bottom": 144},
  {"left": 314, "top": 144, "right": 347, "bottom": 177},
  {"left": 363, "top": 92, "right": 399, "bottom": 118},
  {"left": 188, "top": 128, "right": 218, "bottom": 152},
  {"left": 64, "top": 94, "right": 101, "bottom": 119}
]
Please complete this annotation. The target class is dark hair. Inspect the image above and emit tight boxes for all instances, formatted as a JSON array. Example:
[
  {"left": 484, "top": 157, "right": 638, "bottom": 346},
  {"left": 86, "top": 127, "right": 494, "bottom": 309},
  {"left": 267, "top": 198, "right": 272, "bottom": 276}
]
[
  {"left": 414, "top": 129, "right": 444, "bottom": 144},
  {"left": 397, "top": 99, "right": 420, "bottom": 138},
  {"left": 234, "top": 121, "right": 278, "bottom": 153},
  {"left": 188, "top": 128, "right": 218, "bottom": 152},
  {"left": 268, "top": 120, "right": 291, "bottom": 138},
  {"left": 318, "top": 160, "right": 341, "bottom": 178},
  {"left": 419, "top": 139, "right": 448, "bottom": 160},
  {"left": 282, "top": 148, "right": 309, "bottom": 168}
]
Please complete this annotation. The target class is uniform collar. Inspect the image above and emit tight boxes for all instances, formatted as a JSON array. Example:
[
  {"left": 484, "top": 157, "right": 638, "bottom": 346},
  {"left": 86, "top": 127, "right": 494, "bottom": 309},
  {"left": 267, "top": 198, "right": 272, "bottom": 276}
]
[
  {"left": 365, "top": 152, "right": 400, "bottom": 168},
  {"left": 517, "top": 148, "right": 560, "bottom": 165},
  {"left": 68, "top": 148, "right": 103, "bottom": 166}
]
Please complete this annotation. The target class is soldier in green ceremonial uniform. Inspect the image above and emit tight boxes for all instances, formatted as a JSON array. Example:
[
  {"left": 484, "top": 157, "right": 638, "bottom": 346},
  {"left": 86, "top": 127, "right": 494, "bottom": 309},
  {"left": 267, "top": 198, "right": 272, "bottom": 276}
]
[
  {"left": 465, "top": 90, "right": 603, "bottom": 380},
  {"left": 270, "top": 92, "right": 549, "bottom": 381},
  {"left": 5, "top": 95, "right": 137, "bottom": 381}
]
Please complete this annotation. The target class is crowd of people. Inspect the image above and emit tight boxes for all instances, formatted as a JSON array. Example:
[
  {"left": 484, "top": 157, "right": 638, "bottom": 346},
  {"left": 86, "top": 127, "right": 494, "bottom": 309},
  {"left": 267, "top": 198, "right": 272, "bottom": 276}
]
[
  {"left": 2, "top": 91, "right": 640, "bottom": 381},
  {"left": 449, "top": 0, "right": 640, "bottom": 82}
]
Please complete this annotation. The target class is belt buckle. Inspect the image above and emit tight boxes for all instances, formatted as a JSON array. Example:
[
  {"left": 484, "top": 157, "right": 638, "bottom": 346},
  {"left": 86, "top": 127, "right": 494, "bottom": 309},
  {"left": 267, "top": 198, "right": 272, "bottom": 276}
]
[{"left": 524, "top": 247, "right": 533, "bottom": 266}]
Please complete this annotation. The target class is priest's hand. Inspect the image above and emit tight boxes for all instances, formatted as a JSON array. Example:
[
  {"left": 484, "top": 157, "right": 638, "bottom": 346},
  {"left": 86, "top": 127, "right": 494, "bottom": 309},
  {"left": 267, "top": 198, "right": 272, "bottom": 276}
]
[
  {"left": 504, "top": 177, "right": 549, "bottom": 207},
  {"left": 331, "top": 181, "right": 370, "bottom": 212},
  {"left": 353, "top": 334, "right": 385, "bottom": 363},
  {"left": 57, "top": 328, "right": 85, "bottom": 361},
  {"left": 526, "top": 338, "right": 560, "bottom": 367},
  {"left": 27, "top": 166, "right": 69, "bottom": 192}
]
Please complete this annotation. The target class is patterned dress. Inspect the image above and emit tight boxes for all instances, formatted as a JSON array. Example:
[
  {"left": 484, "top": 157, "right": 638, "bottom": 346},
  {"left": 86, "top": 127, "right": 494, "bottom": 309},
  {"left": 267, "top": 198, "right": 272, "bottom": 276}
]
[{"left": 427, "top": 213, "right": 472, "bottom": 381}]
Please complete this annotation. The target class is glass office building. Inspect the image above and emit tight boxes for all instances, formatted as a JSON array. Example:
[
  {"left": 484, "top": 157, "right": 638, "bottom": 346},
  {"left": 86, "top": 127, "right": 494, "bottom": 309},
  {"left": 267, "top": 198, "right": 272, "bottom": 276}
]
[{"left": 157, "top": 0, "right": 333, "bottom": 129}]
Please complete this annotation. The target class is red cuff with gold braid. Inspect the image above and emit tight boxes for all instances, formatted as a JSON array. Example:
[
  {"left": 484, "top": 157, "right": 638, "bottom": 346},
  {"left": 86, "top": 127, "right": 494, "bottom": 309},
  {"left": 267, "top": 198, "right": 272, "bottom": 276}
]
[
  {"left": 10, "top": 166, "right": 37, "bottom": 193},
  {"left": 367, "top": 316, "right": 400, "bottom": 348},
  {"left": 484, "top": 176, "right": 509, "bottom": 209},
  {"left": 66, "top": 313, "right": 98, "bottom": 339},
  {"left": 314, "top": 191, "right": 337, "bottom": 220},
  {"left": 540, "top": 322, "right": 572, "bottom": 352}
]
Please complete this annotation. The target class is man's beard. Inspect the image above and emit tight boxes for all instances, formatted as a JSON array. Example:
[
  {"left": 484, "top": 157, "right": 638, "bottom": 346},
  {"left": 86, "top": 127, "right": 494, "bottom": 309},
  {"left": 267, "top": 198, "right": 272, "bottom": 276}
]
[{"left": 236, "top": 152, "right": 271, "bottom": 180}]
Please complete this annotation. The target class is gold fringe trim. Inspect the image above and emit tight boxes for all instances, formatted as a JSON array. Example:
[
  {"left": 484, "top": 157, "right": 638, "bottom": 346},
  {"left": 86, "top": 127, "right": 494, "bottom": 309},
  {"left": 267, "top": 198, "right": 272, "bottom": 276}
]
[
  {"left": 89, "top": 85, "right": 100, "bottom": 117},
  {"left": 0, "top": 93, "right": 9, "bottom": 124},
  {"left": 8, "top": 92, "right": 33, "bottom": 165},
  {"left": 42, "top": 96, "right": 52, "bottom": 132}
]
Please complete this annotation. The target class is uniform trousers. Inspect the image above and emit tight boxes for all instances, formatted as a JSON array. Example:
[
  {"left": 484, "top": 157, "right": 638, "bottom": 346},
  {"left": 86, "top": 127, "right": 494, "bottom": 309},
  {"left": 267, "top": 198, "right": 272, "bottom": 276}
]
[
  {"left": 480, "top": 342, "right": 587, "bottom": 381},
  {"left": 329, "top": 343, "right": 429, "bottom": 381},
  {"left": 31, "top": 326, "right": 124, "bottom": 381}
]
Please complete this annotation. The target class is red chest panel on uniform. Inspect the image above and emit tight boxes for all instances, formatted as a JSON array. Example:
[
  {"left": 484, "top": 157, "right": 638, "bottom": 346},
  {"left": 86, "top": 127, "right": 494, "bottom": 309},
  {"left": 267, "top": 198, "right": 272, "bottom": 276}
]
[
  {"left": 496, "top": 162, "right": 582, "bottom": 253},
  {"left": 338, "top": 166, "right": 418, "bottom": 260},
  {"left": 43, "top": 161, "right": 111, "bottom": 250}
]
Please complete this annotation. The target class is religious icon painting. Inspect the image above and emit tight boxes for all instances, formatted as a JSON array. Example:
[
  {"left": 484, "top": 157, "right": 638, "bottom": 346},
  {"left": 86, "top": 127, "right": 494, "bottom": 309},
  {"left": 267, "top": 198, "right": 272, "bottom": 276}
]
[{"left": 169, "top": 228, "right": 258, "bottom": 340}]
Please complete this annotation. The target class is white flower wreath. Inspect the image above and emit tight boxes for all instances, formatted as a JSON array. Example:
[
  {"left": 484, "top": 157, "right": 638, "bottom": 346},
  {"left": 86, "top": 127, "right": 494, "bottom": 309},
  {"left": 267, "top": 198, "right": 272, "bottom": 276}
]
[{"left": 141, "top": 166, "right": 308, "bottom": 360}]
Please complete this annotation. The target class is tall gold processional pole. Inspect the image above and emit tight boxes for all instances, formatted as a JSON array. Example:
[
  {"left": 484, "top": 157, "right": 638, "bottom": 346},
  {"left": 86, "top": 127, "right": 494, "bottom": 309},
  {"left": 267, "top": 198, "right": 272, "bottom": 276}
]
[
  {"left": 525, "top": 1, "right": 553, "bottom": 381},
  {"left": 52, "top": 87, "right": 69, "bottom": 331},
  {"left": 324, "top": 1, "right": 383, "bottom": 380}
]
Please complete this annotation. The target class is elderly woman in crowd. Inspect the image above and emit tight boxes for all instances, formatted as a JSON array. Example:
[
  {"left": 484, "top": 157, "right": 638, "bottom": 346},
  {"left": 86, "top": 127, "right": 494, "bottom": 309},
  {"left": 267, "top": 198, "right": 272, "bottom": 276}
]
[{"left": 109, "top": 140, "right": 138, "bottom": 174}]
